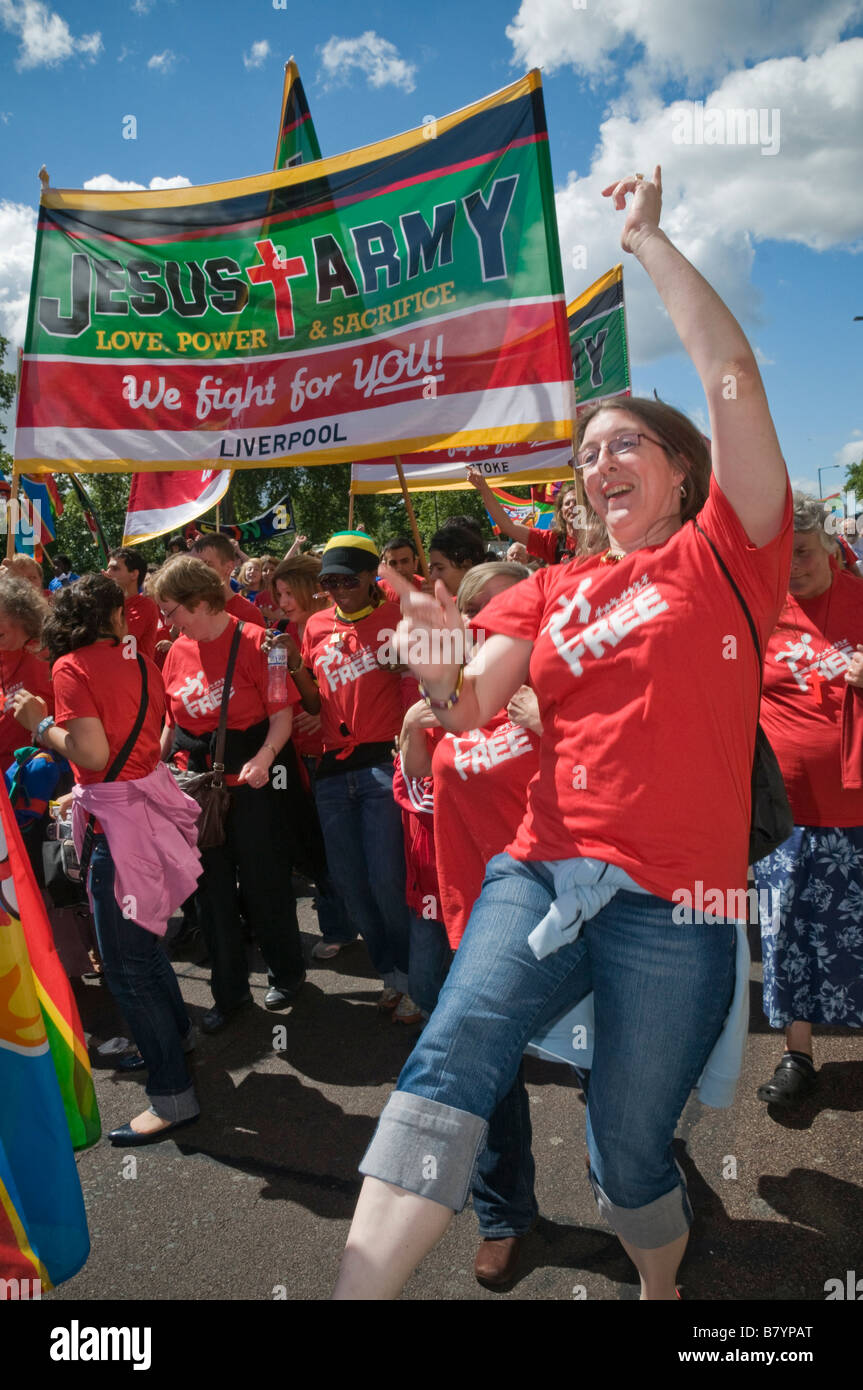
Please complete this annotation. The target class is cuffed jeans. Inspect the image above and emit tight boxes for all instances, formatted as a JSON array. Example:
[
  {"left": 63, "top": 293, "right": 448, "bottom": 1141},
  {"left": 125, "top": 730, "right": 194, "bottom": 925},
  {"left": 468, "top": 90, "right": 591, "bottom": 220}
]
[
  {"left": 88, "top": 837, "right": 199, "bottom": 1123},
  {"left": 314, "top": 763, "right": 410, "bottom": 991},
  {"left": 196, "top": 782, "right": 305, "bottom": 1012},
  {"left": 361, "top": 854, "right": 735, "bottom": 1248},
  {"left": 407, "top": 908, "right": 537, "bottom": 1236}
]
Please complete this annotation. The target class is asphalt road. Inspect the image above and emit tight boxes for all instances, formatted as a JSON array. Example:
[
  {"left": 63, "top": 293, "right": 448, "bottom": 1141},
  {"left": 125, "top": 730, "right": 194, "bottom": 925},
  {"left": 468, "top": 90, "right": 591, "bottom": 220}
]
[{"left": 47, "top": 896, "right": 863, "bottom": 1304}]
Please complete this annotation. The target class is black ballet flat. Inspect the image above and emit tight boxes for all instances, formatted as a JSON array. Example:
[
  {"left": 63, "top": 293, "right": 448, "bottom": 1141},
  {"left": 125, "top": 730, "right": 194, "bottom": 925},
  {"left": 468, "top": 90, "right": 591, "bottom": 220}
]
[{"left": 108, "top": 1116, "right": 200, "bottom": 1147}]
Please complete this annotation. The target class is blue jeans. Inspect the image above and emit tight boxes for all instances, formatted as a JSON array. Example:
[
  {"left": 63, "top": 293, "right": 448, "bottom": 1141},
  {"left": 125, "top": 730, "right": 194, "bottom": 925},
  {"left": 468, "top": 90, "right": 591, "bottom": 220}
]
[
  {"left": 314, "top": 763, "right": 410, "bottom": 990},
  {"left": 304, "top": 756, "right": 357, "bottom": 947},
  {"left": 407, "top": 908, "right": 537, "bottom": 1237},
  {"left": 361, "top": 854, "right": 735, "bottom": 1247},
  {"left": 88, "top": 837, "right": 199, "bottom": 1123}
]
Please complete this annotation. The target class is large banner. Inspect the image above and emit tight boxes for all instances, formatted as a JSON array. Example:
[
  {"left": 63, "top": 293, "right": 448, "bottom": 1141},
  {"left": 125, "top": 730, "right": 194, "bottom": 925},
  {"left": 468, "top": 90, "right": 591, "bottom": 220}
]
[
  {"left": 350, "top": 439, "right": 573, "bottom": 494},
  {"left": 123, "top": 467, "right": 232, "bottom": 544},
  {"left": 16, "top": 71, "right": 573, "bottom": 476},
  {"left": 568, "top": 264, "right": 630, "bottom": 412},
  {"left": 274, "top": 57, "right": 322, "bottom": 170}
]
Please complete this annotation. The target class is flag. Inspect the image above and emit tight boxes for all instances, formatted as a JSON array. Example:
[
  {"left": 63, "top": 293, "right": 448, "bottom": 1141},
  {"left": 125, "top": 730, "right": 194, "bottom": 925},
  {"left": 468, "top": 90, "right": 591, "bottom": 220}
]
[
  {"left": 66, "top": 474, "right": 109, "bottom": 564},
  {"left": 17, "top": 476, "right": 56, "bottom": 559},
  {"left": 17, "top": 71, "right": 574, "bottom": 476},
  {"left": 0, "top": 787, "right": 96, "bottom": 1292},
  {"left": 350, "top": 440, "right": 573, "bottom": 494},
  {"left": 274, "top": 57, "right": 322, "bottom": 170},
  {"left": 197, "top": 490, "right": 295, "bottom": 543},
  {"left": 567, "top": 264, "right": 630, "bottom": 413},
  {"left": 123, "top": 468, "right": 232, "bottom": 545},
  {"left": 485, "top": 485, "right": 555, "bottom": 536}
]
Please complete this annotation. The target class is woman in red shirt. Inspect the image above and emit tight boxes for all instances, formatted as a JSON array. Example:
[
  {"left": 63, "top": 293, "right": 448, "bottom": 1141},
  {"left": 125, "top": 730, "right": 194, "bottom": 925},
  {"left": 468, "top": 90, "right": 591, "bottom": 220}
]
[
  {"left": 12, "top": 573, "right": 200, "bottom": 1146},
  {"left": 153, "top": 556, "right": 304, "bottom": 1031},
  {"left": 468, "top": 471, "right": 580, "bottom": 566},
  {"left": 753, "top": 494, "right": 863, "bottom": 1108},
  {"left": 334, "top": 166, "right": 791, "bottom": 1302},
  {"left": 0, "top": 575, "right": 52, "bottom": 769},
  {"left": 301, "top": 532, "right": 414, "bottom": 1019}
]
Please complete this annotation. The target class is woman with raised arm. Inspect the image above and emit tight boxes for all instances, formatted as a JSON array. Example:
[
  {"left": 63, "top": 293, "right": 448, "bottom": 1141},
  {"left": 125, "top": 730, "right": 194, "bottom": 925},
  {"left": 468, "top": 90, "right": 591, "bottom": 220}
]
[
  {"left": 467, "top": 470, "right": 580, "bottom": 566},
  {"left": 332, "top": 167, "right": 791, "bottom": 1302}
]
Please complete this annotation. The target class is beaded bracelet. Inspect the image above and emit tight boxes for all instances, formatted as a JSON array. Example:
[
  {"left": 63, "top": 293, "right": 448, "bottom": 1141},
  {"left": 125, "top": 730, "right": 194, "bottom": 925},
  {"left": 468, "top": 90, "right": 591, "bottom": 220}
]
[
  {"left": 418, "top": 666, "right": 465, "bottom": 711},
  {"left": 35, "top": 715, "right": 55, "bottom": 746}
]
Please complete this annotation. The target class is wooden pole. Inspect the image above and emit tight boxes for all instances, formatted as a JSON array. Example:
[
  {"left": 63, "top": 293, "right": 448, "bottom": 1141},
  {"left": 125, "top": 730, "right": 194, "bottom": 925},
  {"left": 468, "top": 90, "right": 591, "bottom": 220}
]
[
  {"left": 347, "top": 492, "right": 354, "bottom": 530},
  {"left": 395, "top": 456, "right": 427, "bottom": 577}
]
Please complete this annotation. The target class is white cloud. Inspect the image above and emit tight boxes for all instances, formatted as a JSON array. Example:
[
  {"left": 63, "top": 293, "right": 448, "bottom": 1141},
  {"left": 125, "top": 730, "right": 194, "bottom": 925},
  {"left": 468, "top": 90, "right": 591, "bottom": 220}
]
[
  {"left": 835, "top": 437, "right": 863, "bottom": 470},
  {"left": 319, "top": 31, "right": 416, "bottom": 93},
  {"left": 83, "top": 173, "right": 191, "bottom": 192},
  {"left": 0, "top": 0, "right": 102, "bottom": 70},
  {"left": 131, "top": 0, "right": 154, "bottom": 13},
  {"left": 506, "top": 0, "right": 863, "bottom": 86},
  {"left": 147, "top": 48, "right": 175, "bottom": 73},
  {"left": 554, "top": 41, "right": 863, "bottom": 366},
  {"left": 243, "top": 39, "right": 269, "bottom": 70},
  {"left": 0, "top": 201, "right": 38, "bottom": 350}
]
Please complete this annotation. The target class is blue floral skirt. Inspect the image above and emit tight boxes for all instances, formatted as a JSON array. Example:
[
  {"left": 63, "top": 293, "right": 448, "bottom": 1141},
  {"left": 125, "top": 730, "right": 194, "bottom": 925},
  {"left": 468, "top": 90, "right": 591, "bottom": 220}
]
[{"left": 753, "top": 826, "right": 863, "bottom": 1029}]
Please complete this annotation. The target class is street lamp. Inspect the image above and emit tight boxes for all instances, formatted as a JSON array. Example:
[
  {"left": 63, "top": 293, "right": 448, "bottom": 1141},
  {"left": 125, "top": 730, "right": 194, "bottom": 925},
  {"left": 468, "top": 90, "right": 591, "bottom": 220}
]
[{"left": 818, "top": 465, "right": 844, "bottom": 499}]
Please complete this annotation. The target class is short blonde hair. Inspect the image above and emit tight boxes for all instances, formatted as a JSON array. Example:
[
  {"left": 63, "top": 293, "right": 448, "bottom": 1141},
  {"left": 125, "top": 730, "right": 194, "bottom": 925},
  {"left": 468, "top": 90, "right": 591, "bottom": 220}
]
[
  {"left": 456, "top": 561, "right": 530, "bottom": 613},
  {"left": 149, "top": 555, "right": 225, "bottom": 613},
  {"left": 4, "top": 554, "right": 44, "bottom": 590}
]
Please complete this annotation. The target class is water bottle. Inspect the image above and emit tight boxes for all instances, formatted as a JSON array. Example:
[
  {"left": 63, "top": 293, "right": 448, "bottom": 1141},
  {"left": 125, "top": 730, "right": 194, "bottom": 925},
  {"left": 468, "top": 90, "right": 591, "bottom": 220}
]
[{"left": 267, "top": 642, "right": 289, "bottom": 704}]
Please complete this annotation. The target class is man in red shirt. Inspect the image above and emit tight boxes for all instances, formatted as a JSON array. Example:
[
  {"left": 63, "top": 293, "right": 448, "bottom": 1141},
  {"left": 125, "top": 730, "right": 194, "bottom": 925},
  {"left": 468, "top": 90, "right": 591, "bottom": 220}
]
[
  {"left": 190, "top": 534, "right": 265, "bottom": 627},
  {"left": 378, "top": 536, "right": 425, "bottom": 603},
  {"left": 105, "top": 548, "right": 160, "bottom": 659}
]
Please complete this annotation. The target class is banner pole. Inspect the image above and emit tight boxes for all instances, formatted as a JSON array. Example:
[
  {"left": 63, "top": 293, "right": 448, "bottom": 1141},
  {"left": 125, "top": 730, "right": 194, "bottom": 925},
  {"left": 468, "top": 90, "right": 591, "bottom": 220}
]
[
  {"left": 347, "top": 493, "right": 354, "bottom": 530},
  {"left": 395, "top": 456, "right": 427, "bottom": 577},
  {"left": 6, "top": 463, "right": 19, "bottom": 559}
]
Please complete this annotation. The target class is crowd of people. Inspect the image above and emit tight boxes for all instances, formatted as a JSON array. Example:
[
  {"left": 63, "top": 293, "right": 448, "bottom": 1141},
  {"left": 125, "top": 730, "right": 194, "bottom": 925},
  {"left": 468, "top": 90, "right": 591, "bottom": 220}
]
[{"left": 2, "top": 166, "right": 861, "bottom": 1301}]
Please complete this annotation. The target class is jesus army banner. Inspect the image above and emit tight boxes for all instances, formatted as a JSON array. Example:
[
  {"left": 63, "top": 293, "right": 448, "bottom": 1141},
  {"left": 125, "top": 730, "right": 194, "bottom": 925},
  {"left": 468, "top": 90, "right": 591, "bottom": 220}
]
[{"left": 16, "top": 71, "right": 574, "bottom": 476}]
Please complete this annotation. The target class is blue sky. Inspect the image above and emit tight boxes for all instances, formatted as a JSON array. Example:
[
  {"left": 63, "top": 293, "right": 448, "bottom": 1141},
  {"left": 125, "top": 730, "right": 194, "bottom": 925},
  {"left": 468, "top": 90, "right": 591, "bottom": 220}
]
[{"left": 1, "top": 0, "right": 862, "bottom": 497}]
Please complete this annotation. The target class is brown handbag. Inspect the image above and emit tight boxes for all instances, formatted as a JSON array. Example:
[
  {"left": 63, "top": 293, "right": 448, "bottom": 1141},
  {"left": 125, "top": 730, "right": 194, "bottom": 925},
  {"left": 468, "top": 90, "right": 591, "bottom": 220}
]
[{"left": 173, "top": 622, "right": 243, "bottom": 850}]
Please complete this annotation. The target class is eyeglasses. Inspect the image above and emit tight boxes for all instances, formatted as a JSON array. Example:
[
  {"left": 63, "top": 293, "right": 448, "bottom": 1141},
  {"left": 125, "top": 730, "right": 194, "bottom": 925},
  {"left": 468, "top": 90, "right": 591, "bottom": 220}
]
[
  {"left": 159, "top": 604, "right": 181, "bottom": 623},
  {"left": 318, "top": 574, "right": 362, "bottom": 592},
  {"left": 574, "top": 431, "right": 669, "bottom": 472}
]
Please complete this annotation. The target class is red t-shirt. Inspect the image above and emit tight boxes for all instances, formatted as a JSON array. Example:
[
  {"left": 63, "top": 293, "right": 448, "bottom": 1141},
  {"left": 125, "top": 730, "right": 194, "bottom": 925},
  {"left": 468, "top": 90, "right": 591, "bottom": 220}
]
[
  {"left": 226, "top": 591, "right": 265, "bottom": 627},
  {"left": 391, "top": 756, "right": 439, "bottom": 918},
  {"left": 432, "top": 712, "right": 541, "bottom": 947},
  {"left": 125, "top": 592, "right": 159, "bottom": 661},
  {"left": 526, "top": 527, "right": 576, "bottom": 566},
  {"left": 476, "top": 477, "right": 793, "bottom": 904},
  {"left": 301, "top": 600, "right": 407, "bottom": 753},
  {"left": 377, "top": 571, "right": 425, "bottom": 604},
  {"left": 162, "top": 617, "right": 298, "bottom": 786},
  {"left": 52, "top": 642, "right": 164, "bottom": 787},
  {"left": 0, "top": 648, "right": 54, "bottom": 766},
  {"left": 759, "top": 571, "right": 863, "bottom": 826}
]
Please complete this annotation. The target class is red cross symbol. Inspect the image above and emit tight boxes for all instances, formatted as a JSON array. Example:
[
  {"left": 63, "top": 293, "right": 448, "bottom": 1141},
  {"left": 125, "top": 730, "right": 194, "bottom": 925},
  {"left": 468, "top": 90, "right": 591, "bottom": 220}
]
[{"left": 245, "top": 239, "right": 308, "bottom": 340}]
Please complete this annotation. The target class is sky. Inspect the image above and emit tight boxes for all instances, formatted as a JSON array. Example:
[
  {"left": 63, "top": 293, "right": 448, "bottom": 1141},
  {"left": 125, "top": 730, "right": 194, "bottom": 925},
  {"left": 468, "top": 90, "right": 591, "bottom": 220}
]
[{"left": 1, "top": 0, "right": 862, "bottom": 499}]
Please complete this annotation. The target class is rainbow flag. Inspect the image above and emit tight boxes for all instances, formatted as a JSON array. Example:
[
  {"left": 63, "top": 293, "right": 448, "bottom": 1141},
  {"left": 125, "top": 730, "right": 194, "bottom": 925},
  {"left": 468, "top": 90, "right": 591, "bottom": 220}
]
[
  {"left": 274, "top": 57, "right": 322, "bottom": 170},
  {"left": 0, "top": 786, "right": 96, "bottom": 1292},
  {"left": 485, "top": 485, "right": 555, "bottom": 536}
]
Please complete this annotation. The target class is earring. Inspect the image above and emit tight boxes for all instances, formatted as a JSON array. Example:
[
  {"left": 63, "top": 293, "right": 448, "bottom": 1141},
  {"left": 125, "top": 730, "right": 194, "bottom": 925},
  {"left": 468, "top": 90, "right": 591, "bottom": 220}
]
[{"left": 679, "top": 483, "right": 687, "bottom": 500}]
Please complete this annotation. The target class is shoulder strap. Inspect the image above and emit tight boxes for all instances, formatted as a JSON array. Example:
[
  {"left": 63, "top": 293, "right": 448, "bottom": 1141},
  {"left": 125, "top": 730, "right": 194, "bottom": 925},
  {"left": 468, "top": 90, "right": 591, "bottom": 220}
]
[
  {"left": 212, "top": 621, "right": 244, "bottom": 779},
  {"left": 104, "top": 654, "right": 149, "bottom": 783},
  {"left": 694, "top": 522, "right": 763, "bottom": 695}
]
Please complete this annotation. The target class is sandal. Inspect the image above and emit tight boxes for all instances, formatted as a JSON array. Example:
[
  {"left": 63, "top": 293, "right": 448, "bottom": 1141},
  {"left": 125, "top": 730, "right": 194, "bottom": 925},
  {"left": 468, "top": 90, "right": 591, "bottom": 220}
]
[{"left": 756, "top": 1054, "right": 816, "bottom": 1108}]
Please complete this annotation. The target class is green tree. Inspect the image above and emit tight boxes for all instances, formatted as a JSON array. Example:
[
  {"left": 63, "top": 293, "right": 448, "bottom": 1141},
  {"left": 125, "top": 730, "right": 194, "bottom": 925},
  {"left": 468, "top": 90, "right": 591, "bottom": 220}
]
[
  {"left": 843, "top": 455, "right": 863, "bottom": 502},
  {"left": 0, "top": 335, "right": 16, "bottom": 476}
]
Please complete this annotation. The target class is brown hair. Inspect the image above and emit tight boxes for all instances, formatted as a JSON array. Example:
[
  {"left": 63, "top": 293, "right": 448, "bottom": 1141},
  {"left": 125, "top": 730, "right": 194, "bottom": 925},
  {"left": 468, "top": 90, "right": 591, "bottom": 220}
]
[
  {"left": 270, "top": 555, "right": 326, "bottom": 615},
  {"left": 574, "top": 397, "right": 711, "bottom": 556},
  {"left": 191, "top": 532, "right": 235, "bottom": 564},
  {"left": 0, "top": 574, "right": 49, "bottom": 642},
  {"left": 149, "top": 555, "right": 226, "bottom": 613},
  {"left": 552, "top": 483, "right": 575, "bottom": 535}
]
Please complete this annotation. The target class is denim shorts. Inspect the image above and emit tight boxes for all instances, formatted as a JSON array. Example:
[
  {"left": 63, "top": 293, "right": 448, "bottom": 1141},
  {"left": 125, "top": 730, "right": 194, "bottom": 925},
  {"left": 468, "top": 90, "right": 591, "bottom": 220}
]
[{"left": 360, "top": 853, "right": 735, "bottom": 1248}]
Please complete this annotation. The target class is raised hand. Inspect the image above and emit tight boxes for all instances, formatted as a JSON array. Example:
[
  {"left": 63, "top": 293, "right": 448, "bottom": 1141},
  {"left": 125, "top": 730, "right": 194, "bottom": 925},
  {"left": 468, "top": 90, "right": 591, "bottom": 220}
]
[
  {"left": 601, "top": 165, "right": 662, "bottom": 255},
  {"left": 383, "top": 567, "right": 467, "bottom": 695}
]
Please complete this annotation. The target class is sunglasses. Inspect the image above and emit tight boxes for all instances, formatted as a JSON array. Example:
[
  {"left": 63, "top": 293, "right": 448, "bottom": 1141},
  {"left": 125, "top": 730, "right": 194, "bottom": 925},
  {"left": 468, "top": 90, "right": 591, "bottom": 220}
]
[{"left": 318, "top": 574, "right": 363, "bottom": 592}]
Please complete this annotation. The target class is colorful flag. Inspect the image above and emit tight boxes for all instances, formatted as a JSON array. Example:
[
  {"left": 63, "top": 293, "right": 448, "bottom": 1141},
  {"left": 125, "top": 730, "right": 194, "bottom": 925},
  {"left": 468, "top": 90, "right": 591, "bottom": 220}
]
[
  {"left": 350, "top": 439, "right": 573, "bottom": 494},
  {"left": 0, "top": 787, "right": 96, "bottom": 1292},
  {"left": 197, "top": 490, "right": 295, "bottom": 543},
  {"left": 123, "top": 467, "right": 232, "bottom": 545},
  {"left": 274, "top": 57, "right": 322, "bottom": 170},
  {"left": 567, "top": 264, "right": 630, "bottom": 413},
  {"left": 17, "top": 71, "right": 574, "bottom": 476},
  {"left": 485, "top": 485, "right": 555, "bottom": 536},
  {"left": 66, "top": 474, "right": 109, "bottom": 564}
]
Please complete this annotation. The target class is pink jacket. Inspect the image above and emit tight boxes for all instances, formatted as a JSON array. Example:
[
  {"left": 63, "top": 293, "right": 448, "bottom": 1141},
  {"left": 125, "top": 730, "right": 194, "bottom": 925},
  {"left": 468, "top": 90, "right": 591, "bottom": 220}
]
[{"left": 72, "top": 761, "right": 201, "bottom": 937}]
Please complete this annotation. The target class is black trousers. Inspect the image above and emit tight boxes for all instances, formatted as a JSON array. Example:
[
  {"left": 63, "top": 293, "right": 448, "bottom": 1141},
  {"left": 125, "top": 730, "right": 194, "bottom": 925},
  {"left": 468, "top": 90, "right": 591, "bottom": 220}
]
[{"left": 196, "top": 782, "right": 304, "bottom": 1011}]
